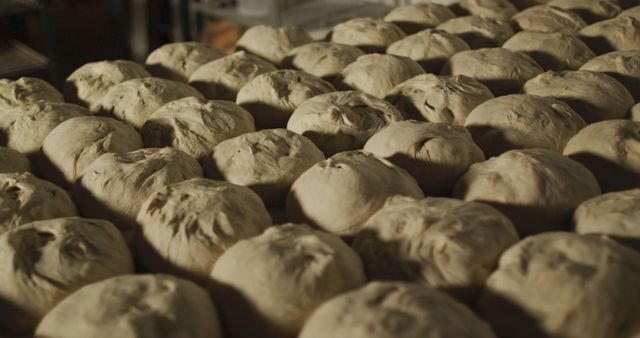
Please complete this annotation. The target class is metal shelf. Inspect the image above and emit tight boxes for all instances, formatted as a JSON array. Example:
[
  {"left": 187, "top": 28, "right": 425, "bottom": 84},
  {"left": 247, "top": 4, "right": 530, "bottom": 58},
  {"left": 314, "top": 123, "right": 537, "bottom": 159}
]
[{"left": 0, "top": 39, "right": 49, "bottom": 78}]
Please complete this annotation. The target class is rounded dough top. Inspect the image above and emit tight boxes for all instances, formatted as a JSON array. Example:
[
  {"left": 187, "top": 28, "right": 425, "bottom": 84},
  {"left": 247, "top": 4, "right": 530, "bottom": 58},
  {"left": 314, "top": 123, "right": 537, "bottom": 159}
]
[
  {"left": 547, "top": 0, "right": 622, "bottom": 23},
  {"left": 579, "top": 50, "right": 640, "bottom": 101},
  {"left": 619, "top": 5, "right": 640, "bottom": 20},
  {"left": 578, "top": 16, "right": 640, "bottom": 55},
  {"left": 145, "top": 42, "right": 225, "bottom": 82},
  {"left": 283, "top": 42, "right": 364, "bottom": 80},
  {"left": 436, "top": 15, "right": 515, "bottom": 49},
  {"left": 330, "top": 17, "right": 406, "bottom": 53},
  {"left": 0, "top": 77, "right": 62, "bottom": 110},
  {"left": 286, "top": 151, "right": 424, "bottom": 235},
  {"left": 502, "top": 31, "right": 595, "bottom": 71},
  {"left": 455, "top": 0, "right": 519, "bottom": 21},
  {"left": 287, "top": 90, "right": 405, "bottom": 156},
  {"left": 342, "top": 53, "right": 424, "bottom": 98},
  {"left": 387, "top": 29, "right": 470, "bottom": 73},
  {"left": 236, "top": 25, "right": 313, "bottom": 65},
  {"left": 383, "top": 3, "right": 456, "bottom": 34},
  {"left": 511, "top": 5, "right": 587, "bottom": 34},
  {"left": 0, "top": 146, "right": 30, "bottom": 174}
]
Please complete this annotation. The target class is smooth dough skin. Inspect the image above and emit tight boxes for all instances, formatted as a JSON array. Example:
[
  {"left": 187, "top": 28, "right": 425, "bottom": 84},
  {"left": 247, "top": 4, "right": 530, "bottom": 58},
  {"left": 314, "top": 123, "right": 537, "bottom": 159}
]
[
  {"left": 0, "top": 77, "right": 62, "bottom": 110},
  {"left": 511, "top": 5, "right": 587, "bottom": 34},
  {"left": 330, "top": 17, "right": 406, "bottom": 53},
  {"left": 0, "top": 217, "right": 134, "bottom": 332},
  {"left": 35, "top": 274, "right": 223, "bottom": 338},
  {"left": 387, "top": 29, "right": 470, "bottom": 73},
  {"left": 0, "top": 172, "right": 77, "bottom": 235},
  {"left": 299, "top": 281, "right": 497, "bottom": 338},
  {"left": 352, "top": 197, "right": 518, "bottom": 302},
  {"left": 385, "top": 74, "right": 494, "bottom": 126},
  {"left": 619, "top": 5, "right": 640, "bottom": 19},
  {"left": 502, "top": 31, "right": 595, "bottom": 71},
  {"left": 208, "top": 129, "right": 325, "bottom": 207},
  {"left": 579, "top": 16, "right": 640, "bottom": 55},
  {"left": 136, "top": 178, "right": 271, "bottom": 283},
  {"left": 522, "top": 70, "right": 634, "bottom": 124},
  {"left": 39, "top": 116, "right": 143, "bottom": 189},
  {"left": 453, "top": 149, "right": 601, "bottom": 236},
  {"left": 452, "top": 0, "right": 518, "bottom": 21},
  {"left": 235, "top": 25, "right": 313, "bottom": 65},
  {"left": 547, "top": 0, "right": 621, "bottom": 23},
  {"left": 477, "top": 232, "right": 640, "bottom": 338},
  {"left": 441, "top": 48, "right": 543, "bottom": 96},
  {"left": 563, "top": 120, "right": 640, "bottom": 192},
  {"left": 100, "top": 77, "right": 203, "bottom": 129},
  {"left": 287, "top": 91, "right": 405, "bottom": 156},
  {"left": 436, "top": 15, "right": 515, "bottom": 49},
  {"left": 286, "top": 151, "right": 424, "bottom": 236},
  {"left": 580, "top": 50, "right": 640, "bottom": 101},
  {"left": 633, "top": 103, "right": 640, "bottom": 121},
  {"left": 383, "top": 3, "right": 456, "bottom": 34},
  {"left": 145, "top": 41, "right": 225, "bottom": 82},
  {"left": 464, "top": 94, "right": 586, "bottom": 157},
  {"left": 73, "top": 148, "right": 202, "bottom": 230},
  {"left": 189, "top": 51, "right": 277, "bottom": 101},
  {"left": 341, "top": 53, "right": 424, "bottom": 98},
  {"left": 363, "top": 121, "right": 485, "bottom": 196},
  {"left": 282, "top": 42, "right": 364, "bottom": 81},
  {"left": 210, "top": 223, "right": 366, "bottom": 338},
  {"left": 0, "top": 146, "right": 30, "bottom": 174},
  {"left": 141, "top": 97, "right": 255, "bottom": 163},
  {"left": 64, "top": 60, "right": 150, "bottom": 113}
]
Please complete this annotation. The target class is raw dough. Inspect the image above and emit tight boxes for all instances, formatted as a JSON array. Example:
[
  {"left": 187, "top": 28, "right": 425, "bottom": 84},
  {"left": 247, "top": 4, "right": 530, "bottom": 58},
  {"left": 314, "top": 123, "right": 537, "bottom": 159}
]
[
  {"left": 511, "top": 5, "right": 586, "bottom": 33},
  {"left": 342, "top": 53, "right": 424, "bottom": 98},
  {"left": 210, "top": 223, "right": 366, "bottom": 338},
  {"left": 453, "top": 0, "right": 518, "bottom": 21},
  {"left": 236, "top": 25, "right": 313, "bottom": 65},
  {"left": 330, "top": 17, "right": 406, "bottom": 53},
  {"left": 502, "top": 31, "right": 595, "bottom": 71},
  {"left": 633, "top": 103, "right": 640, "bottom": 121},
  {"left": 0, "top": 77, "right": 62, "bottom": 110},
  {"left": 453, "top": 149, "right": 601, "bottom": 236},
  {"left": 436, "top": 15, "right": 515, "bottom": 49},
  {"left": 383, "top": 3, "right": 456, "bottom": 34},
  {"left": 0, "top": 217, "right": 133, "bottom": 332},
  {"left": 579, "top": 16, "right": 640, "bottom": 55},
  {"left": 208, "top": 129, "right": 325, "bottom": 207},
  {"left": 286, "top": 151, "right": 424, "bottom": 236},
  {"left": 145, "top": 42, "right": 225, "bottom": 82},
  {"left": 580, "top": 50, "right": 640, "bottom": 101},
  {"left": 547, "top": 0, "right": 621, "bottom": 23},
  {"left": 0, "top": 146, "right": 30, "bottom": 174},
  {"left": 287, "top": 90, "right": 404, "bottom": 156},
  {"left": 363, "top": 120, "right": 485, "bottom": 196},
  {"left": 387, "top": 29, "right": 470, "bottom": 73},
  {"left": 619, "top": 5, "right": 640, "bottom": 19},
  {"left": 282, "top": 42, "right": 364, "bottom": 80}
]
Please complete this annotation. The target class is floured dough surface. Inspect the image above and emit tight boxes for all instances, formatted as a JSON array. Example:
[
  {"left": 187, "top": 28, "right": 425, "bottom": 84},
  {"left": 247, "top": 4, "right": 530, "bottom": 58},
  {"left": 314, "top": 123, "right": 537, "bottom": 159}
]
[
  {"left": 632, "top": 103, "right": 640, "bottom": 121},
  {"left": 353, "top": 197, "right": 518, "bottom": 301},
  {"left": 287, "top": 90, "right": 405, "bottom": 156},
  {"left": 522, "top": 70, "right": 634, "bottom": 124},
  {"left": 145, "top": 42, "right": 225, "bottom": 82},
  {"left": 0, "top": 77, "right": 62, "bottom": 110},
  {"left": 503, "top": 31, "right": 595, "bottom": 71},
  {"left": 39, "top": 116, "right": 143, "bottom": 189},
  {"left": 330, "top": 17, "right": 406, "bottom": 53},
  {"left": 141, "top": 97, "right": 255, "bottom": 162},
  {"left": 0, "top": 217, "right": 133, "bottom": 332},
  {"left": 441, "top": 48, "right": 543, "bottom": 96},
  {"left": 73, "top": 147, "right": 202, "bottom": 230},
  {"left": 453, "top": 149, "right": 601, "bottom": 236},
  {"left": 464, "top": 94, "right": 586, "bottom": 157},
  {"left": 283, "top": 42, "right": 364, "bottom": 80},
  {"left": 208, "top": 129, "right": 324, "bottom": 206},
  {"left": 436, "top": 15, "right": 514, "bottom": 49},
  {"left": 342, "top": 54, "right": 424, "bottom": 98},
  {"left": 64, "top": 60, "right": 150, "bottom": 113},
  {"left": 35, "top": 274, "right": 222, "bottom": 338},
  {"left": 383, "top": 3, "right": 456, "bottom": 34},
  {"left": 454, "top": 0, "right": 518, "bottom": 21},
  {"left": 189, "top": 51, "right": 277, "bottom": 101},
  {"left": 619, "top": 5, "right": 640, "bottom": 19},
  {"left": 101, "top": 77, "right": 203, "bottom": 129},
  {"left": 580, "top": 50, "right": 640, "bottom": 101},
  {"left": 136, "top": 178, "right": 271, "bottom": 282},
  {"left": 547, "top": 0, "right": 621, "bottom": 23},
  {"left": 210, "top": 223, "right": 366, "bottom": 338},
  {"left": 387, "top": 29, "right": 470, "bottom": 73},
  {"left": 385, "top": 74, "right": 493, "bottom": 125},
  {"left": 511, "top": 5, "right": 586, "bottom": 34},
  {"left": 579, "top": 16, "right": 640, "bottom": 54},
  {"left": 563, "top": 119, "right": 640, "bottom": 192},
  {"left": 477, "top": 232, "right": 640, "bottom": 338},
  {"left": 286, "top": 151, "right": 424, "bottom": 235},
  {"left": 0, "top": 146, "right": 30, "bottom": 174},
  {"left": 236, "top": 69, "right": 335, "bottom": 128},
  {"left": 236, "top": 25, "right": 313, "bottom": 65},
  {"left": 364, "top": 120, "right": 485, "bottom": 196},
  {"left": 300, "top": 281, "right": 497, "bottom": 338}
]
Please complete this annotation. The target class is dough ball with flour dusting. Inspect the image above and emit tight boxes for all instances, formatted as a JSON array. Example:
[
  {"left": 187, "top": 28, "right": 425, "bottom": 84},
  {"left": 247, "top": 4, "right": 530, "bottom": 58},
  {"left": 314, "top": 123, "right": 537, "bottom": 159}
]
[
  {"left": 330, "top": 17, "right": 406, "bottom": 53},
  {"left": 282, "top": 42, "right": 364, "bottom": 81},
  {"left": 145, "top": 42, "right": 225, "bottom": 82},
  {"left": 236, "top": 25, "right": 313, "bottom": 65},
  {"left": 0, "top": 146, "right": 30, "bottom": 174},
  {"left": 342, "top": 54, "right": 424, "bottom": 98},
  {"left": 436, "top": 15, "right": 514, "bottom": 49},
  {"left": 511, "top": 5, "right": 586, "bottom": 34},
  {"left": 453, "top": 0, "right": 518, "bottom": 21},
  {"left": 0, "top": 77, "right": 62, "bottom": 110},
  {"left": 502, "top": 31, "right": 595, "bottom": 71},
  {"left": 579, "top": 16, "right": 640, "bottom": 55},
  {"left": 580, "top": 50, "right": 640, "bottom": 101},
  {"left": 547, "top": 0, "right": 621, "bottom": 23},
  {"left": 383, "top": 3, "right": 456, "bottom": 34},
  {"left": 387, "top": 29, "right": 470, "bottom": 73}
]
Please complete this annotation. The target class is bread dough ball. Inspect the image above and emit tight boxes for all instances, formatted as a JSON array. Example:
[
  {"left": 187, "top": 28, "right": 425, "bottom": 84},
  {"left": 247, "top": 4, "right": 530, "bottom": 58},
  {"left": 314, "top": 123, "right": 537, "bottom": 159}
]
[
  {"left": 282, "top": 42, "right": 364, "bottom": 80},
  {"left": 580, "top": 50, "right": 640, "bottom": 101},
  {"left": 39, "top": 116, "right": 143, "bottom": 189},
  {"left": 0, "top": 146, "right": 30, "bottom": 174},
  {"left": 330, "top": 17, "right": 406, "bottom": 53},
  {"left": 35, "top": 274, "right": 222, "bottom": 338},
  {"left": 236, "top": 25, "right": 313, "bottom": 65},
  {"left": 573, "top": 189, "right": 640, "bottom": 250},
  {"left": 342, "top": 54, "right": 424, "bottom": 98},
  {"left": 189, "top": 51, "right": 277, "bottom": 101},
  {"left": 441, "top": 48, "right": 543, "bottom": 96},
  {"left": 547, "top": 0, "right": 621, "bottom": 23},
  {"left": 0, "top": 101, "right": 88, "bottom": 157},
  {"left": 453, "top": 149, "right": 601, "bottom": 236},
  {"left": 287, "top": 90, "right": 404, "bottom": 156},
  {"left": 73, "top": 147, "right": 202, "bottom": 230},
  {"left": 579, "top": 16, "right": 640, "bottom": 56},
  {"left": 287, "top": 151, "right": 423, "bottom": 235},
  {"left": 387, "top": 29, "right": 470, "bottom": 73},
  {"left": 477, "top": 232, "right": 640, "bottom": 338},
  {"left": 437, "top": 16, "right": 515, "bottom": 49},
  {"left": 136, "top": 178, "right": 271, "bottom": 282},
  {"left": 145, "top": 42, "right": 225, "bottom": 82},
  {"left": 210, "top": 223, "right": 366, "bottom": 338},
  {"left": 465, "top": 94, "right": 586, "bottom": 157},
  {"left": 64, "top": 60, "right": 150, "bottom": 113},
  {"left": 522, "top": 70, "right": 634, "bottom": 124},
  {"left": 503, "top": 31, "right": 595, "bottom": 71},
  {"left": 0, "top": 217, "right": 134, "bottom": 332},
  {"left": 299, "top": 281, "right": 497, "bottom": 338},
  {"left": 563, "top": 119, "right": 640, "bottom": 192},
  {"left": 453, "top": 0, "right": 518, "bottom": 21},
  {"left": 383, "top": 3, "right": 456, "bottom": 34},
  {"left": 0, "top": 172, "right": 77, "bottom": 235},
  {"left": 208, "top": 129, "right": 325, "bottom": 206},
  {"left": 0, "top": 77, "right": 62, "bottom": 110},
  {"left": 619, "top": 5, "right": 640, "bottom": 19},
  {"left": 363, "top": 121, "right": 485, "bottom": 196},
  {"left": 632, "top": 103, "right": 640, "bottom": 121},
  {"left": 353, "top": 197, "right": 518, "bottom": 301},
  {"left": 385, "top": 74, "right": 494, "bottom": 125},
  {"left": 511, "top": 5, "right": 586, "bottom": 33},
  {"left": 141, "top": 97, "right": 255, "bottom": 162},
  {"left": 101, "top": 77, "right": 203, "bottom": 129}
]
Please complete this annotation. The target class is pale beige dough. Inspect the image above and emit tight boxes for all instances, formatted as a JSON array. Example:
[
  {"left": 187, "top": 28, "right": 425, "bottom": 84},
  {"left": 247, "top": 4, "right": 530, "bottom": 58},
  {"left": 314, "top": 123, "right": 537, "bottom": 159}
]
[
  {"left": 282, "top": 42, "right": 364, "bottom": 80},
  {"left": 387, "top": 29, "right": 470, "bottom": 73},
  {"left": 436, "top": 15, "right": 514, "bottom": 49},
  {"left": 342, "top": 53, "right": 424, "bottom": 98},
  {"left": 579, "top": 16, "right": 640, "bottom": 55},
  {"left": 632, "top": 103, "right": 640, "bottom": 121},
  {"left": 0, "top": 77, "right": 62, "bottom": 110},
  {"left": 503, "top": 31, "right": 595, "bottom": 71},
  {"left": 619, "top": 5, "right": 640, "bottom": 19},
  {"left": 0, "top": 146, "right": 30, "bottom": 174},
  {"left": 383, "top": 3, "right": 456, "bottom": 34},
  {"left": 330, "top": 17, "right": 406, "bottom": 53},
  {"left": 580, "top": 50, "right": 640, "bottom": 101},
  {"left": 511, "top": 5, "right": 586, "bottom": 33},
  {"left": 547, "top": 0, "right": 621, "bottom": 23},
  {"left": 236, "top": 25, "right": 313, "bottom": 65},
  {"left": 145, "top": 41, "right": 225, "bottom": 82},
  {"left": 453, "top": 0, "right": 518, "bottom": 21}
]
